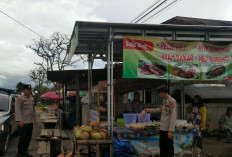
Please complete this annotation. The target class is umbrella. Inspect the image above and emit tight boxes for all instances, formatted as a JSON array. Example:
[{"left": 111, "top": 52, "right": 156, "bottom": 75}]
[{"left": 41, "top": 92, "right": 63, "bottom": 99}]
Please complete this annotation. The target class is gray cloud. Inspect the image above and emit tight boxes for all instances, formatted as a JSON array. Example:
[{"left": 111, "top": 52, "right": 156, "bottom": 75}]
[
  {"left": 0, "top": 0, "right": 106, "bottom": 89},
  {"left": 0, "top": 0, "right": 232, "bottom": 89}
]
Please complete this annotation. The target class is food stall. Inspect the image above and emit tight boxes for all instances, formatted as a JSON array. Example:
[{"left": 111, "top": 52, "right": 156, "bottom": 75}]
[
  {"left": 64, "top": 19, "right": 232, "bottom": 156},
  {"left": 113, "top": 117, "right": 193, "bottom": 156},
  {"left": 90, "top": 81, "right": 115, "bottom": 123}
]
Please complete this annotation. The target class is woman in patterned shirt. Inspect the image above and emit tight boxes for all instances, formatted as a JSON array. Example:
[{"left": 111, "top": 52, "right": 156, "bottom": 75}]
[{"left": 189, "top": 95, "right": 206, "bottom": 157}]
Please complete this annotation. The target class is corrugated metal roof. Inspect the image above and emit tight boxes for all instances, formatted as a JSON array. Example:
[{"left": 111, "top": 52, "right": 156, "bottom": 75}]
[
  {"left": 162, "top": 16, "right": 232, "bottom": 26},
  {"left": 67, "top": 20, "right": 232, "bottom": 63}
]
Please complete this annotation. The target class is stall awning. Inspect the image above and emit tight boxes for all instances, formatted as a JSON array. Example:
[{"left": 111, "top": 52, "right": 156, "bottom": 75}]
[
  {"left": 47, "top": 66, "right": 166, "bottom": 92},
  {"left": 47, "top": 69, "right": 107, "bottom": 90},
  {"left": 67, "top": 20, "right": 232, "bottom": 63}
]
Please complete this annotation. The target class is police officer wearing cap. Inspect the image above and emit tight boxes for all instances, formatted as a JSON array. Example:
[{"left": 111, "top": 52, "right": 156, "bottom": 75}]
[
  {"left": 143, "top": 86, "right": 176, "bottom": 157},
  {"left": 15, "top": 84, "right": 38, "bottom": 157}
]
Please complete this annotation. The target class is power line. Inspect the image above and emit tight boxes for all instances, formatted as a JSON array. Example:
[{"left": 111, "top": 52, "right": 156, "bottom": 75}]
[
  {"left": 133, "top": 0, "right": 168, "bottom": 23},
  {"left": 141, "top": 0, "right": 181, "bottom": 24},
  {"left": 130, "top": 0, "right": 163, "bottom": 23},
  {"left": 0, "top": 9, "right": 44, "bottom": 38}
]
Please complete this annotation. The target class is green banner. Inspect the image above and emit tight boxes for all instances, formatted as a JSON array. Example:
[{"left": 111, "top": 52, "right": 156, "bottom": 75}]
[{"left": 123, "top": 36, "right": 232, "bottom": 80}]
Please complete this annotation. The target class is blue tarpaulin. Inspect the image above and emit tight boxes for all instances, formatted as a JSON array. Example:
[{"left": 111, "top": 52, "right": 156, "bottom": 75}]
[{"left": 113, "top": 138, "right": 135, "bottom": 157}]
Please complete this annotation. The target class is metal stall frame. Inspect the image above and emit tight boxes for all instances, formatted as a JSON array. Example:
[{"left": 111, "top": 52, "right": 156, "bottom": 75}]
[{"left": 67, "top": 21, "right": 232, "bottom": 134}]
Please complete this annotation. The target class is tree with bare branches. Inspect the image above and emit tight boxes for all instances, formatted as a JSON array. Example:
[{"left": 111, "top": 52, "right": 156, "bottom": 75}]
[
  {"left": 27, "top": 32, "right": 72, "bottom": 71},
  {"left": 29, "top": 67, "right": 46, "bottom": 86},
  {"left": 27, "top": 32, "right": 85, "bottom": 85}
]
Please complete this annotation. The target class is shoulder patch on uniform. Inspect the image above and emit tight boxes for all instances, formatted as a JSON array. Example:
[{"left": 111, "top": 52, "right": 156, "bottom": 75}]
[
  {"left": 169, "top": 101, "right": 174, "bottom": 108},
  {"left": 17, "top": 97, "right": 21, "bottom": 101}
]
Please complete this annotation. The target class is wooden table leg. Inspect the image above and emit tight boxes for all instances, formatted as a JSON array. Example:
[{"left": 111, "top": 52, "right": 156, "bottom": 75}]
[
  {"left": 76, "top": 143, "right": 80, "bottom": 156},
  {"left": 96, "top": 144, "right": 100, "bottom": 157},
  {"left": 110, "top": 144, "right": 114, "bottom": 157}
]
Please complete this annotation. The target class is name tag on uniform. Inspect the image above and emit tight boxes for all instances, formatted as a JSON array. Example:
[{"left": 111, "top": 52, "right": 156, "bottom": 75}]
[
  {"left": 24, "top": 101, "right": 30, "bottom": 105},
  {"left": 164, "top": 107, "right": 169, "bottom": 112}
]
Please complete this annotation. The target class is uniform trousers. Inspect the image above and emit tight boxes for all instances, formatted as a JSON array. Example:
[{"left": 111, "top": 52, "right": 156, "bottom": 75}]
[
  {"left": 159, "top": 130, "right": 174, "bottom": 157},
  {"left": 18, "top": 123, "right": 33, "bottom": 155}
]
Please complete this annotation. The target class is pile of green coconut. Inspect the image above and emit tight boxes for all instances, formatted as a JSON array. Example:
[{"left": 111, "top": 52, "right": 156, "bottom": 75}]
[{"left": 73, "top": 122, "right": 108, "bottom": 140}]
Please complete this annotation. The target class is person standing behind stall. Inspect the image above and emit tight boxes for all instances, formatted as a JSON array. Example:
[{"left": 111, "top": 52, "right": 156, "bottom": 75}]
[
  {"left": 127, "top": 92, "right": 145, "bottom": 113},
  {"left": 15, "top": 84, "right": 38, "bottom": 157},
  {"left": 219, "top": 107, "right": 232, "bottom": 132},
  {"left": 189, "top": 95, "right": 206, "bottom": 157},
  {"left": 219, "top": 107, "right": 232, "bottom": 141},
  {"left": 143, "top": 86, "right": 176, "bottom": 157}
]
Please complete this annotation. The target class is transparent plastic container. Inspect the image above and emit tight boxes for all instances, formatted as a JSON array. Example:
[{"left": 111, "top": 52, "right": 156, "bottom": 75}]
[
  {"left": 137, "top": 114, "right": 150, "bottom": 123},
  {"left": 123, "top": 114, "right": 137, "bottom": 128}
]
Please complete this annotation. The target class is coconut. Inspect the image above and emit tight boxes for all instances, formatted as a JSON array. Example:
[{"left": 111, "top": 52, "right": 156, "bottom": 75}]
[
  {"left": 91, "top": 132, "right": 102, "bottom": 140},
  {"left": 57, "top": 154, "right": 65, "bottom": 157},
  {"left": 81, "top": 126, "right": 93, "bottom": 133},
  {"left": 99, "top": 131, "right": 107, "bottom": 139},
  {"left": 90, "top": 130, "right": 97, "bottom": 136},
  {"left": 102, "top": 129, "right": 108, "bottom": 135},
  {"left": 90, "top": 122, "right": 99, "bottom": 128},
  {"left": 74, "top": 125, "right": 80, "bottom": 129},
  {"left": 80, "top": 125, "right": 87, "bottom": 129},
  {"left": 79, "top": 132, "right": 90, "bottom": 140},
  {"left": 66, "top": 152, "right": 72, "bottom": 157},
  {"left": 75, "top": 130, "right": 81, "bottom": 139},
  {"left": 73, "top": 126, "right": 81, "bottom": 133}
]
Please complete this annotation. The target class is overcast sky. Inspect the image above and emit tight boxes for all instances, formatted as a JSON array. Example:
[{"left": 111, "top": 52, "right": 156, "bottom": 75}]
[{"left": 0, "top": 0, "right": 232, "bottom": 89}]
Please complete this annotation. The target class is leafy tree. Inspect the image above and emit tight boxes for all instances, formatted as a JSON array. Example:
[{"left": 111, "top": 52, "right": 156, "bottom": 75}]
[
  {"left": 16, "top": 82, "right": 24, "bottom": 92},
  {"left": 50, "top": 83, "right": 60, "bottom": 91},
  {"left": 41, "top": 86, "right": 50, "bottom": 95},
  {"left": 33, "top": 85, "right": 50, "bottom": 105}
]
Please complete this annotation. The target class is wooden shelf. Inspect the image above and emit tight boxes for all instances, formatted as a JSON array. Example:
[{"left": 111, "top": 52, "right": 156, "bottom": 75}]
[{"left": 76, "top": 139, "right": 114, "bottom": 157}]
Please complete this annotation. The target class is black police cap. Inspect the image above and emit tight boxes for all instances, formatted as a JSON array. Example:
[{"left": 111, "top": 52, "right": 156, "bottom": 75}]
[{"left": 23, "top": 84, "right": 32, "bottom": 90}]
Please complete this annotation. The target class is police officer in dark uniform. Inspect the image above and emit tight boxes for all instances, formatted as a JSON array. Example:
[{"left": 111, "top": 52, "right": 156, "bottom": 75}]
[
  {"left": 143, "top": 86, "right": 176, "bottom": 157},
  {"left": 15, "top": 84, "right": 37, "bottom": 157}
]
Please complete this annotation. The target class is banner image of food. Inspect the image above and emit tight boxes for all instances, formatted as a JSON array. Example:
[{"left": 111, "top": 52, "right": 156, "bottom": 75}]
[
  {"left": 123, "top": 36, "right": 232, "bottom": 80},
  {"left": 130, "top": 132, "right": 193, "bottom": 156},
  {"left": 138, "top": 60, "right": 167, "bottom": 79},
  {"left": 171, "top": 63, "right": 199, "bottom": 79},
  {"left": 202, "top": 64, "right": 228, "bottom": 80}
]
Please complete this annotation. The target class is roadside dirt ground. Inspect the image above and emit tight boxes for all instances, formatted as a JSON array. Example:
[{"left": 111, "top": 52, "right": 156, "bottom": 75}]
[
  {"left": 1, "top": 110, "right": 231, "bottom": 157},
  {"left": 202, "top": 137, "right": 232, "bottom": 157}
]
